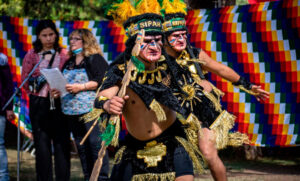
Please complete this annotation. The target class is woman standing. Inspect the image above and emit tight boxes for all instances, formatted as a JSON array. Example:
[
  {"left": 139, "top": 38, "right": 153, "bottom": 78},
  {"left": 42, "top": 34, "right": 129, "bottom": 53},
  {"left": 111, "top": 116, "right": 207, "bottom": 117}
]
[
  {"left": 21, "top": 20, "right": 70, "bottom": 181},
  {"left": 53, "top": 29, "right": 109, "bottom": 180}
]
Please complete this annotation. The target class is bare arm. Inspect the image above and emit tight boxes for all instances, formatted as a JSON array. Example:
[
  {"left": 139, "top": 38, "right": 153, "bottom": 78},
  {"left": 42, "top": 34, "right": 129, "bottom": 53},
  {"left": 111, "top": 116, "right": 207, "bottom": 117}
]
[
  {"left": 65, "top": 81, "right": 98, "bottom": 94},
  {"left": 199, "top": 50, "right": 269, "bottom": 101},
  {"left": 199, "top": 50, "right": 240, "bottom": 82},
  {"left": 96, "top": 85, "right": 129, "bottom": 115}
]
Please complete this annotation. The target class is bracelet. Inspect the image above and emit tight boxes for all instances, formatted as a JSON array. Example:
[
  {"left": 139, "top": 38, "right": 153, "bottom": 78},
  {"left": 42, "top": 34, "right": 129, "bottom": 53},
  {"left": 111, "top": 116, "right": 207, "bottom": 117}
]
[
  {"left": 94, "top": 96, "right": 109, "bottom": 109},
  {"left": 232, "top": 77, "right": 258, "bottom": 95}
]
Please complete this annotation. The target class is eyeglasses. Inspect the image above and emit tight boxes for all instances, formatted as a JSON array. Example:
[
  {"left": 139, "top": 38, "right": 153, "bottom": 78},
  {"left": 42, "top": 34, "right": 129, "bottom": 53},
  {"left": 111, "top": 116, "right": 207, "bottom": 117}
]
[{"left": 69, "top": 37, "right": 82, "bottom": 42}]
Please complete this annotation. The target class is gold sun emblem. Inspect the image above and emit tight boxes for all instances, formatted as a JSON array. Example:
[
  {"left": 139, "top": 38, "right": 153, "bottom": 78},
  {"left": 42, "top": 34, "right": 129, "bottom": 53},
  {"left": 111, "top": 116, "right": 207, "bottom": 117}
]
[{"left": 174, "top": 75, "right": 202, "bottom": 112}]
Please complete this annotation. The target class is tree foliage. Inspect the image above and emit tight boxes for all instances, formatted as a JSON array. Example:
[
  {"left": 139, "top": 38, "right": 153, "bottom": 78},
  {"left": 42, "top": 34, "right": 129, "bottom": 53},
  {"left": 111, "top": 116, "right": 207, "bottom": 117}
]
[
  {"left": 0, "top": 0, "right": 240, "bottom": 20},
  {"left": 0, "top": 0, "right": 111, "bottom": 20}
]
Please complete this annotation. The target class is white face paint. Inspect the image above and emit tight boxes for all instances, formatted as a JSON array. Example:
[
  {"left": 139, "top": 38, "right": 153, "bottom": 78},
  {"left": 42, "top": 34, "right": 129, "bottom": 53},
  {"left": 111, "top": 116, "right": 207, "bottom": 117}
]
[
  {"left": 168, "top": 30, "right": 187, "bottom": 53},
  {"left": 139, "top": 35, "right": 163, "bottom": 63}
]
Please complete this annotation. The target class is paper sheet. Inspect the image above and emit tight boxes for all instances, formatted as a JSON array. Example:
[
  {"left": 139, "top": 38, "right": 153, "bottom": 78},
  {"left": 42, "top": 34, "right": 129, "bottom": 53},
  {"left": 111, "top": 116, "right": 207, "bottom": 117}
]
[{"left": 40, "top": 68, "right": 68, "bottom": 97}]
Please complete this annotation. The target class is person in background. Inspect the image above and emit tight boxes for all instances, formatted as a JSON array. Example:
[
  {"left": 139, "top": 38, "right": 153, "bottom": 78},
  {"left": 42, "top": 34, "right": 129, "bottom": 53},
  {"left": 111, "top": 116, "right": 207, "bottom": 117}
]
[
  {"left": 51, "top": 29, "right": 109, "bottom": 181},
  {"left": 0, "top": 52, "right": 15, "bottom": 181},
  {"left": 21, "top": 20, "right": 70, "bottom": 181}
]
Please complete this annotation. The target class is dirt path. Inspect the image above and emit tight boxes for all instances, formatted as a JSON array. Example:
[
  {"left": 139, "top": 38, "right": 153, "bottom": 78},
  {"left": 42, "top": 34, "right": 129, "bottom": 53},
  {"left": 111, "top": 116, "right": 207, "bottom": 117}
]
[{"left": 6, "top": 149, "right": 300, "bottom": 181}]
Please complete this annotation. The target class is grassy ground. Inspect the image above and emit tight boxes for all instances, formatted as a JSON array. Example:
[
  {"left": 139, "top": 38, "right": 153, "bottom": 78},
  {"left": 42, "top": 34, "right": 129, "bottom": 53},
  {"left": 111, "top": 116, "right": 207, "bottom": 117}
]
[{"left": 6, "top": 148, "right": 300, "bottom": 181}]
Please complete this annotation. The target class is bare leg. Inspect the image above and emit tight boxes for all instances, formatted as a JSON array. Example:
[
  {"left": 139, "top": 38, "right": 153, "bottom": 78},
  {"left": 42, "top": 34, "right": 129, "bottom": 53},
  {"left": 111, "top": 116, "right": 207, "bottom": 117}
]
[
  {"left": 198, "top": 128, "right": 227, "bottom": 181},
  {"left": 175, "top": 175, "right": 194, "bottom": 181}
]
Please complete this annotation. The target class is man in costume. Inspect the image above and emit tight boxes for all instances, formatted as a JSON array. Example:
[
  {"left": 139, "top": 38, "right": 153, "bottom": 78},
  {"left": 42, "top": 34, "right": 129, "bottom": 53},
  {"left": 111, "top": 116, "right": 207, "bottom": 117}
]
[
  {"left": 89, "top": 0, "right": 204, "bottom": 180},
  {"left": 159, "top": 0, "right": 270, "bottom": 180}
]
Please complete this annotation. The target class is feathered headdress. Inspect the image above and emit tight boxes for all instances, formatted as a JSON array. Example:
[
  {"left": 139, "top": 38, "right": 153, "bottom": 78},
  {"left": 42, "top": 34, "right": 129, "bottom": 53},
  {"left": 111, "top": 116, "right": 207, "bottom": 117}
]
[
  {"left": 106, "top": 0, "right": 163, "bottom": 38},
  {"left": 160, "top": 0, "right": 188, "bottom": 33}
]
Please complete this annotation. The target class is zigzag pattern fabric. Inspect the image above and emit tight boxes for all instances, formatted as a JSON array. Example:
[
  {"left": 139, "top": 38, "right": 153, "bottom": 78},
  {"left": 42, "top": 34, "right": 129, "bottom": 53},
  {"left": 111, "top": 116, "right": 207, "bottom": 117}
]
[
  {"left": 0, "top": 0, "right": 299, "bottom": 146},
  {"left": 186, "top": 0, "right": 299, "bottom": 146}
]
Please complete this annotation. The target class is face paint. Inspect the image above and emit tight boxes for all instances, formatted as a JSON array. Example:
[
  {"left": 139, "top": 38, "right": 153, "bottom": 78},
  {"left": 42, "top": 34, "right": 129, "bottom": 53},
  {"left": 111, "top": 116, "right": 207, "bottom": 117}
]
[
  {"left": 168, "top": 30, "right": 187, "bottom": 52},
  {"left": 138, "top": 35, "right": 162, "bottom": 63}
]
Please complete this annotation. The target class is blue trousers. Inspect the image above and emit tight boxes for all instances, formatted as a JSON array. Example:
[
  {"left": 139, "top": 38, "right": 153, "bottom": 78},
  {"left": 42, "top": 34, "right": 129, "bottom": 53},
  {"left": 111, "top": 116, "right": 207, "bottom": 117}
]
[
  {"left": 0, "top": 115, "right": 9, "bottom": 181},
  {"left": 66, "top": 114, "right": 109, "bottom": 181}
]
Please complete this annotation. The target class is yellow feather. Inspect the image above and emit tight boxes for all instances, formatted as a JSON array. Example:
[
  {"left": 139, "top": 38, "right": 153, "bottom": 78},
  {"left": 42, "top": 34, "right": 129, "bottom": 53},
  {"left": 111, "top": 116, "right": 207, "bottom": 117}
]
[
  {"left": 162, "top": 0, "right": 187, "bottom": 15},
  {"left": 173, "top": 0, "right": 187, "bottom": 15},
  {"left": 107, "top": 0, "right": 137, "bottom": 25},
  {"left": 136, "top": 0, "right": 161, "bottom": 15}
]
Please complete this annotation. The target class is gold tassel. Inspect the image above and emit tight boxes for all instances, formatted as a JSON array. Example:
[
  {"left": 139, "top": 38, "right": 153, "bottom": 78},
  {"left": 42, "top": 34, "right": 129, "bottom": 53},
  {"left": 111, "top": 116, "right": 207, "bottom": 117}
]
[
  {"left": 209, "top": 110, "right": 236, "bottom": 149},
  {"left": 175, "top": 136, "right": 205, "bottom": 174},
  {"left": 81, "top": 108, "right": 104, "bottom": 123},
  {"left": 113, "top": 146, "right": 126, "bottom": 164},
  {"left": 149, "top": 99, "right": 167, "bottom": 122},
  {"left": 178, "top": 113, "right": 201, "bottom": 148},
  {"left": 203, "top": 84, "right": 224, "bottom": 112},
  {"left": 228, "top": 132, "right": 250, "bottom": 147},
  {"left": 99, "top": 117, "right": 108, "bottom": 132},
  {"left": 110, "top": 116, "right": 121, "bottom": 147},
  {"left": 210, "top": 82, "right": 225, "bottom": 97},
  {"left": 237, "top": 85, "right": 259, "bottom": 96},
  {"left": 132, "top": 172, "right": 175, "bottom": 181}
]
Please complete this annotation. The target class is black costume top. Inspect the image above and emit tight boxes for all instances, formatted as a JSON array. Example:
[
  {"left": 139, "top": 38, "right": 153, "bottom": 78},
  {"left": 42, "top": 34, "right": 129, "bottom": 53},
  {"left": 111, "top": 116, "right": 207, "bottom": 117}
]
[
  {"left": 164, "top": 48, "right": 224, "bottom": 128},
  {"left": 100, "top": 53, "right": 185, "bottom": 116}
]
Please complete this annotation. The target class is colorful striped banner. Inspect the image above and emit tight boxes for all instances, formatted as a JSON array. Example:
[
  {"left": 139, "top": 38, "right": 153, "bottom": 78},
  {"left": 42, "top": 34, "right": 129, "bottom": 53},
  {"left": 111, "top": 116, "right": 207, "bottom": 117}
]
[
  {"left": 0, "top": 0, "right": 299, "bottom": 146},
  {"left": 186, "top": 0, "right": 300, "bottom": 146}
]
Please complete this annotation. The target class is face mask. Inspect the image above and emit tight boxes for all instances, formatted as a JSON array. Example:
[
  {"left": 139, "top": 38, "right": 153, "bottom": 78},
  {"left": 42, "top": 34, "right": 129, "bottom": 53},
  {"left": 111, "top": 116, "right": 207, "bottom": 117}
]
[{"left": 72, "top": 48, "right": 83, "bottom": 55}]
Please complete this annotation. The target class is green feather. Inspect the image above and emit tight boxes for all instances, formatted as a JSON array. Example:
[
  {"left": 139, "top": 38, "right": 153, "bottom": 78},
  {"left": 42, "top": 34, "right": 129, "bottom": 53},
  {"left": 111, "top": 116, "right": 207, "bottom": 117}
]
[
  {"left": 100, "top": 123, "right": 116, "bottom": 146},
  {"left": 132, "top": 56, "right": 145, "bottom": 72}
]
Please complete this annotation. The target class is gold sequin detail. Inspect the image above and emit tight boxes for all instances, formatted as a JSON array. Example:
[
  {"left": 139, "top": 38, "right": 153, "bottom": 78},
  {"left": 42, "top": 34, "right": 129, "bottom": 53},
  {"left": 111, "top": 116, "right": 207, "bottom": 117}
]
[
  {"left": 137, "top": 141, "right": 167, "bottom": 167},
  {"left": 132, "top": 172, "right": 175, "bottom": 181},
  {"left": 149, "top": 99, "right": 167, "bottom": 122}
]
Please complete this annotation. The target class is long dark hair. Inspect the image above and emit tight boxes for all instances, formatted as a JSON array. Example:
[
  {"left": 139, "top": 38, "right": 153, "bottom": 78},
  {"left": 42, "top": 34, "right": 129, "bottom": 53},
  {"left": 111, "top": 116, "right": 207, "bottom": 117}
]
[{"left": 33, "top": 20, "right": 61, "bottom": 53}]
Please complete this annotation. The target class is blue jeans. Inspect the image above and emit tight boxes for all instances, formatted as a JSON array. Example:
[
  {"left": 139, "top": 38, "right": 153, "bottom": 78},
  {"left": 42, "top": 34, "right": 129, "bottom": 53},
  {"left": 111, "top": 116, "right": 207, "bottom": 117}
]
[
  {"left": 66, "top": 114, "right": 109, "bottom": 181},
  {"left": 0, "top": 115, "right": 9, "bottom": 181}
]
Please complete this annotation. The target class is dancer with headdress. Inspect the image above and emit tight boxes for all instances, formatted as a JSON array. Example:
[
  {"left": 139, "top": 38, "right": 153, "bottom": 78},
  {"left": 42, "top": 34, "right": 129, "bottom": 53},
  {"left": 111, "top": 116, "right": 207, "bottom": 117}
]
[
  {"left": 159, "top": 0, "right": 270, "bottom": 180},
  {"left": 86, "top": 0, "right": 205, "bottom": 180}
]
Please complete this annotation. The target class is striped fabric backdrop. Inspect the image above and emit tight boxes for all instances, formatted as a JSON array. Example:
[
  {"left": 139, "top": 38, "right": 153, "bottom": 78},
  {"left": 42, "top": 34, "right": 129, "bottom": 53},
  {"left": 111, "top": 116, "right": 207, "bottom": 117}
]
[
  {"left": 0, "top": 0, "right": 299, "bottom": 146},
  {"left": 186, "top": 0, "right": 300, "bottom": 146}
]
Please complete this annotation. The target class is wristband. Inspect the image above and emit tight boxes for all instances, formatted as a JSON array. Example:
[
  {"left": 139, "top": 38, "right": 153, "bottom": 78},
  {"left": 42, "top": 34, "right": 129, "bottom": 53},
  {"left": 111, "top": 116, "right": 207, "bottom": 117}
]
[
  {"left": 232, "top": 77, "right": 258, "bottom": 95},
  {"left": 94, "top": 96, "right": 109, "bottom": 109},
  {"left": 232, "top": 77, "right": 252, "bottom": 90}
]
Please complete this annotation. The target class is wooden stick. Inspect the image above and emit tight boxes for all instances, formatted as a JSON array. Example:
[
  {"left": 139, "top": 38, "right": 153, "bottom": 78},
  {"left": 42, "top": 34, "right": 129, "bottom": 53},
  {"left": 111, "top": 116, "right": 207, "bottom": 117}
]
[
  {"left": 90, "top": 141, "right": 106, "bottom": 181},
  {"left": 89, "top": 61, "right": 134, "bottom": 181},
  {"left": 80, "top": 119, "right": 98, "bottom": 145}
]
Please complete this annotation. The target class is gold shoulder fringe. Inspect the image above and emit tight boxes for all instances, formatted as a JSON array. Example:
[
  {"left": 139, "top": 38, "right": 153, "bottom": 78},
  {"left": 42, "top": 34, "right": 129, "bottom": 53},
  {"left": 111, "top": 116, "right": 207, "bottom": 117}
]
[
  {"left": 208, "top": 110, "right": 249, "bottom": 149},
  {"left": 237, "top": 85, "right": 259, "bottom": 96},
  {"left": 113, "top": 146, "right": 127, "bottom": 164},
  {"left": 150, "top": 99, "right": 167, "bottom": 122},
  {"left": 132, "top": 172, "right": 175, "bottom": 181},
  {"left": 81, "top": 108, "right": 104, "bottom": 123},
  {"left": 175, "top": 136, "right": 205, "bottom": 174}
]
